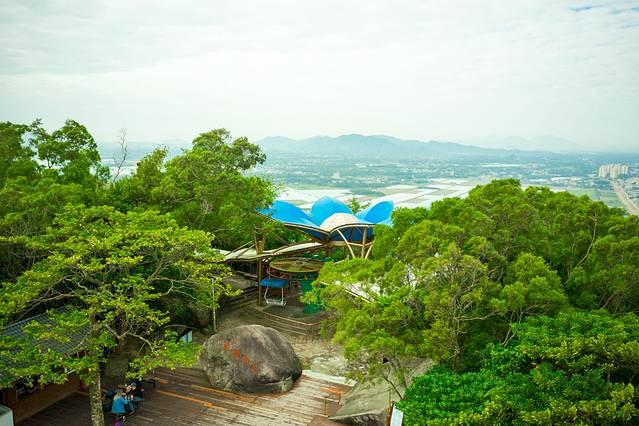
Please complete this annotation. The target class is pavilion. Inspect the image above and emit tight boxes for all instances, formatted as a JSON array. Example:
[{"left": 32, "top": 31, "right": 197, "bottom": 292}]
[
  {"left": 258, "top": 196, "right": 393, "bottom": 259},
  {"left": 220, "top": 197, "right": 394, "bottom": 306}
]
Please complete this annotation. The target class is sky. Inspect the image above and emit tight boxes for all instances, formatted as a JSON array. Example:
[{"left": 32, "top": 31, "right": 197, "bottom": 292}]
[{"left": 1, "top": 0, "right": 638, "bottom": 152}]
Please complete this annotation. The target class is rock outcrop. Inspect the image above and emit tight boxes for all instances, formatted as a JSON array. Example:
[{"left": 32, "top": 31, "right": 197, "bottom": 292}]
[
  {"left": 330, "top": 359, "right": 433, "bottom": 425},
  {"left": 200, "top": 324, "right": 302, "bottom": 393}
]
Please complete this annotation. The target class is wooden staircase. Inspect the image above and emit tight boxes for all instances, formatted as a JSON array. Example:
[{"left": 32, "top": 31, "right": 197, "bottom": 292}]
[
  {"left": 219, "top": 286, "right": 322, "bottom": 336},
  {"left": 248, "top": 307, "right": 321, "bottom": 336}
]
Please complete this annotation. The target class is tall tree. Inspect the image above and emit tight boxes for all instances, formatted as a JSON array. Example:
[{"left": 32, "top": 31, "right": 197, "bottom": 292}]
[
  {"left": 313, "top": 239, "right": 501, "bottom": 394},
  {"left": 0, "top": 122, "right": 37, "bottom": 186},
  {"left": 110, "top": 129, "right": 275, "bottom": 248},
  {"left": 495, "top": 253, "right": 568, "bottom": 344},
  {"left": 0, "top": 119, "right": 110, "bottom": 280},
  {"left": 314, "top": 257, "right": 427, "bottom": 398},
  {"left": 418, "top": 244, "right": 500, "bottom": 370},
  {"left": 0, "top": 205, "right": 232, "bottom": 426},
  {"left": 30, "top": 119, "right": 109, "bottom": 185}
]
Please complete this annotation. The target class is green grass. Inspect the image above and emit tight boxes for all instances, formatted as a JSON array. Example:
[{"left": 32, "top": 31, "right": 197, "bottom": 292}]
[{"left": 565, "top": 187, "right": 623, "bottom": 208}]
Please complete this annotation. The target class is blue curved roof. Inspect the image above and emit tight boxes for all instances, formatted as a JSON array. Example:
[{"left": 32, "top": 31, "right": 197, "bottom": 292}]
[
  {"left": 310, "top": 197, "right": 352, "bottom": 225},
  {"left": 356, "top": 200, "right": 394, "bottom": 226},
  {"left": 259, "top": 197, "right": 393, "bottom": 243}
]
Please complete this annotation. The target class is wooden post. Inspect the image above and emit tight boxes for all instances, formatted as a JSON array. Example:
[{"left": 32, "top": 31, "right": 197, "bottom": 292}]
[
  {"left": 212, "top": 279, "right": 217, "bottom": 332},
  {"left": 255, "top": 229, "right": 265, "bottom": 306},
  {"left": 257, "top": 259, "right": 263, "bottom": 306}
]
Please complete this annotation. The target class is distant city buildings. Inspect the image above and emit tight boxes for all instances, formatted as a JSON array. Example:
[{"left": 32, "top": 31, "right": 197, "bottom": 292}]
[{"left": 598, "top": 164, "right": 629, "bottom": 179}]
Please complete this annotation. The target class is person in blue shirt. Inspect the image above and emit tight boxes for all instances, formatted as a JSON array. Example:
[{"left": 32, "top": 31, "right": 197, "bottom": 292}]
[{"left": 111, "top": 390, "right": 129, "bottom": 416}]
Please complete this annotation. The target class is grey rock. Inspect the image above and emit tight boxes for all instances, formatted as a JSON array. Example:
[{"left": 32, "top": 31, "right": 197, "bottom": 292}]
[
  {"left": 330, "top": 359, "right": 433, "bottom": 425},
  {"left": 200, "top": 324, "right": 302, "bottom": 393}
]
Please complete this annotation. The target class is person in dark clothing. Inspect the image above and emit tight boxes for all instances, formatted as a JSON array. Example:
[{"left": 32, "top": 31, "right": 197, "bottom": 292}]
[{"left": 126, "top": 383, "right": 144, "bottom": 410}]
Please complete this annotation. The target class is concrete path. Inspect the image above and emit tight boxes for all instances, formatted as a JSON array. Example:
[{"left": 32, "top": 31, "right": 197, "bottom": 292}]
[{"left": 613, "top": 181, "right": 639, "bottom": 216}]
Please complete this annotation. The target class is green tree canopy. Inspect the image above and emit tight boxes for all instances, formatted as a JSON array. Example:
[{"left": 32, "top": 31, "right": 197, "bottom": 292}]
[
  {"left": 314, "top": 179, "right": 638, "bottom": 400},
  {"left": 0, "top": 122, "right": 37, "bottom": 186},
  {"left": 397, "top": 312, "right": 639, "bottom": 425},
  {"left": 30, "top": 119, "right": 108, "bottom": 184},
  {"left": 495, "top": 253, "right": 568, "bottom": 344},
  {"left": 0, "top": 119, "right": 110, "bottom": 280},
  {"left": 110, "top": 129, "right": 275, "bottom": 248},
  {"left": 0, "top": 205, "right": 233, "bottom": 426}
]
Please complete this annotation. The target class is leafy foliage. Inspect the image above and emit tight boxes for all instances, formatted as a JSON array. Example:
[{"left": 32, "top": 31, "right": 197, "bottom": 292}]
[
  {"left": 0, "top": 119, "right": 279, "bottom": 426},
  {"left": 0, "top": 205, "right": 233, "bottom": 425},
  {"left": 0, "top": 205, "right": 232, "bottom": 374},
  {"left": 314, "top": 179, "right": 639, "bottom": 416},
  {"left": 2, "top": 117, "right": 638, "bottom": 425},
  {"left": 0, "top": 120, "right": 109, "bottom": 280},
  {"left": 398, "top": 312, "right": 639, "bottom": 425},
  {"left": 109, "top": 128, "right": 275, "bottom": 248}
]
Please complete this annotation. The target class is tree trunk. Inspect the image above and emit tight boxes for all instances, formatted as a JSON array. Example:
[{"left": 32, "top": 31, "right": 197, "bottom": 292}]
[
  {"left": 87, "top": 312, "right": 106, "bottom": 426},
  {"left": 89, "top": 365, "right": 105, "bottom": 426}
]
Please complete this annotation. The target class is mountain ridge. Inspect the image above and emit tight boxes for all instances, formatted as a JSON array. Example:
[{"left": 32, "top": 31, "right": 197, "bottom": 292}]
[{"left": 255, "top": 133, "right": 553, "bottom": 158}]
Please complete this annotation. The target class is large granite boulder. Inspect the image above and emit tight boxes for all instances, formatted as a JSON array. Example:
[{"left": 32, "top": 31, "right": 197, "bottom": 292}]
[{"left": 200, "top": 324, "right": 302, "bottom": 393}]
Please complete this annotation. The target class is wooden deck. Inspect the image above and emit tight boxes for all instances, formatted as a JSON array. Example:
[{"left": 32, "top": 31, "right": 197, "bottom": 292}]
[{"left": 19, "top": 368, "right": 349, "bottom": 426}]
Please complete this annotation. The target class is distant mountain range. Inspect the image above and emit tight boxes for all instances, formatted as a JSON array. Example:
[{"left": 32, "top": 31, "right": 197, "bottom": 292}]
[
  {"left": 99, "top": 134, "right": 632, "bottom": 163},
  {"left": 465, "top": 135, "right": 586, "bottom": 153},
  {"left": 255, "top": 134, "right": 555, "bottom": 159}
]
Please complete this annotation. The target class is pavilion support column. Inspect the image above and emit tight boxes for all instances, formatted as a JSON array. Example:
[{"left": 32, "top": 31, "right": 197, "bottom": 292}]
[
  {"left": 361, "top": 226, "right": 368, "bottom": 258},
  {"left": 365, "top": 241, "right": 375, "bottom": 259},
  {"left": 336, "top": 229, "right": 356, "bottom": 259}
]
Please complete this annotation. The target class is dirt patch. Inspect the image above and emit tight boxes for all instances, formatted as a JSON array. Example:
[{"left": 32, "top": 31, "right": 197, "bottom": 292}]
[{"left": 289, "top": 335, "right": 347, "bottom": 376}]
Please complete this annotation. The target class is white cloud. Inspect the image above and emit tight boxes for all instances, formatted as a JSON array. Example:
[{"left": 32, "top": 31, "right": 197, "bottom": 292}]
[{"left": 0, "top": 0, "right": 638, "bottom": 151}]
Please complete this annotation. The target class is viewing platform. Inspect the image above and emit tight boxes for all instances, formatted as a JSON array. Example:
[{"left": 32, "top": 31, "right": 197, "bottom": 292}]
[{"left": 19, "top": 367, "right": 350, "bottom": 425}]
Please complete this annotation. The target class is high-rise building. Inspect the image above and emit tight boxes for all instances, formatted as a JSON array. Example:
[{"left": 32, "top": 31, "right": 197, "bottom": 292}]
[
  {"left": 598, "top": 163, "right": 629, "bottom": 179},
  {"left": 598, "top": 165, "right": 609, "bottom": 178},
  {"left": 610, "top": 164, "right": 620, "bottom": 179}
]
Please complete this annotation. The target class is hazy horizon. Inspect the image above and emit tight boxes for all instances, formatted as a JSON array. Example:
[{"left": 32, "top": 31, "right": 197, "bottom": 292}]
[
  {"left": 96, "top": 133, "right": 639, "bottom": 159},
  {"left": 2, "top": 1, "right": 638, "bottom": 152}
]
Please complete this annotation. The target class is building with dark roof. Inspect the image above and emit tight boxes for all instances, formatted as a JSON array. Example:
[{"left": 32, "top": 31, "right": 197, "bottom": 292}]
[{"left": 0, "top": 308, "right": 89, "bottom": 423}]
